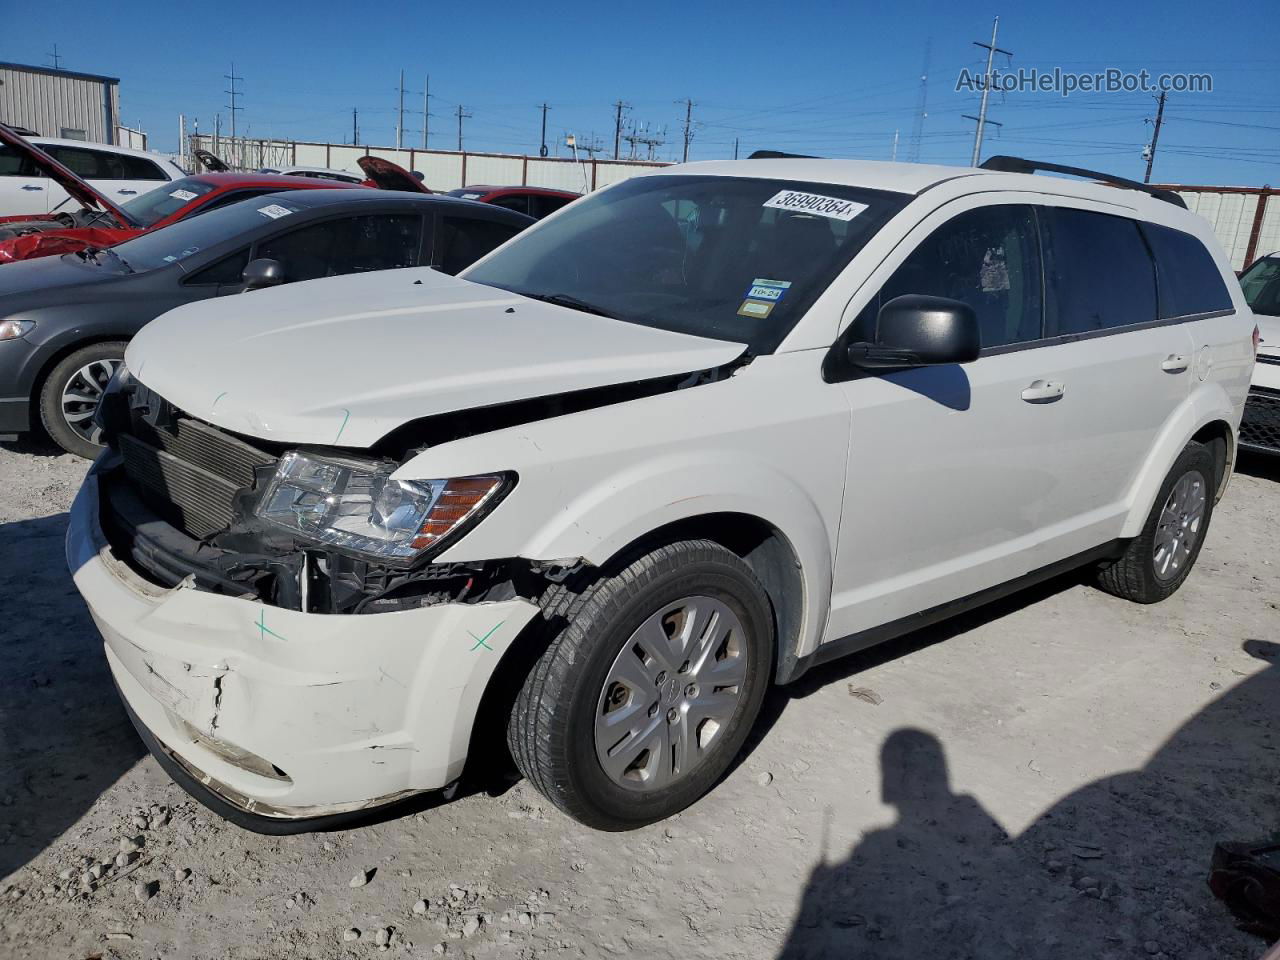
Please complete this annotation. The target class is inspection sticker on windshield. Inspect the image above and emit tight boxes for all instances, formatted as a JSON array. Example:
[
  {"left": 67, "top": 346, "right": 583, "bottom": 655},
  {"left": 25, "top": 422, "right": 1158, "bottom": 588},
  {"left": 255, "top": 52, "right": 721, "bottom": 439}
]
[
  {"left": 257, "top": 204, "right": 294, "bottom": 220},
  {"left": 169, "top": 188, "right": 198, "bottom": 202},
  {"left": 737, "top": 299, "right": 775, "bottom": 319},
  {"left": 763, "top": 190, "right": 867, "bottom": 221},
  {"left": 746, "top": 278, "right": 791, "bottom": 302}
]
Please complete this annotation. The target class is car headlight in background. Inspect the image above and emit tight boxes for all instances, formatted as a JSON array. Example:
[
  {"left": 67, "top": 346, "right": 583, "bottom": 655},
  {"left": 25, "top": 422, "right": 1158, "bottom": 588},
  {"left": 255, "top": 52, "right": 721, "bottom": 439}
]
[
  {"left": 256, "top": 451, "right": 509, "bottom": 560},
  {"left": 0, "top": 319, "right": 34, "bottom": 340}
]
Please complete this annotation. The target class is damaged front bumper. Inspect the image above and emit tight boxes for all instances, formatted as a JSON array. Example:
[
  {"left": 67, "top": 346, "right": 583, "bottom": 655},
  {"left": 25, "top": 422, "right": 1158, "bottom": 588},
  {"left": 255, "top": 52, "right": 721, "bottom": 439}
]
[{"left": 67, "top": 456, "right": 540, "bottom": 831}]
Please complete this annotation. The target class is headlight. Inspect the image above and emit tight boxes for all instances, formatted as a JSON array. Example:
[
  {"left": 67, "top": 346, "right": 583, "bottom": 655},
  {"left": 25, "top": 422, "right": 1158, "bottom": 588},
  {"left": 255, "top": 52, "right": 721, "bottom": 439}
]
[
  {"left": 256, "top": 451, "right": 509, "bottom": 560},
  {"left": 0, "top": 319, "right": 34, "bottom": 341}
]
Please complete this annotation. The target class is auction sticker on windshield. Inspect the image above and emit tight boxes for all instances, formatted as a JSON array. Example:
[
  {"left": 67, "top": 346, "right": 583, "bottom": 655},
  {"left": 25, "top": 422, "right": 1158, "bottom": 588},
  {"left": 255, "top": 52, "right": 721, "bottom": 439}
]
[
  {"left": 169, "top": 188, "right": 198, "bottom": 202},
  {"left": 763, "top": 190, "right": 868, "bottom": 221},
  {"left": 257, "top": 204, "right": 294, "bottom": 220}
]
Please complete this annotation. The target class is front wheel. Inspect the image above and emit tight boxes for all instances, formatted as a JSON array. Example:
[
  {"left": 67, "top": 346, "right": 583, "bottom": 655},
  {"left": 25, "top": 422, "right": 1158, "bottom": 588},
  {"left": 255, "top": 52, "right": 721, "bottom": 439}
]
[
  {"left": 507, "top": 540, "right": 774, "bottom": 830},
  {"left": 37, "top": 341, "right": 127, "bottom": 459},
  {"left": 1095, "top": 440, "right": 1216, "bottom": 603}
]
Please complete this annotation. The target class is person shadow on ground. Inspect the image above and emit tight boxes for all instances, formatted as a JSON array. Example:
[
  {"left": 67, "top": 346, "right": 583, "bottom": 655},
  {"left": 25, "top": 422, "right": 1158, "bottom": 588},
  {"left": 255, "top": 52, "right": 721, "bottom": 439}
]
[
  {"left": 777, "top": 729, "right": 1027, "bottom": 959},
  {"left": 777, "top": 640, "right": 1280, "bottom": 960}
]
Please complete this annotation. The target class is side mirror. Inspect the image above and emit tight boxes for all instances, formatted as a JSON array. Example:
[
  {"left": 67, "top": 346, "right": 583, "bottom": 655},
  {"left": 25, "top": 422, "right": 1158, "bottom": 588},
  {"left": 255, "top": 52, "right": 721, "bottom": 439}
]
[
  {"left": 847, "top": 295, "right": 981, "bottom": 370},
  {"left": 241, "top": 258, "right": 285, "bottom": 292}
]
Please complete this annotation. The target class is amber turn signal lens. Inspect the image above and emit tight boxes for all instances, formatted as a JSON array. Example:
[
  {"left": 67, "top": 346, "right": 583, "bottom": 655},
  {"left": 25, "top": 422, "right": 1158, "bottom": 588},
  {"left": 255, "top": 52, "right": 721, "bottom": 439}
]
[{"left": 411, "top": 475, "right": 505, "bottom": 549}]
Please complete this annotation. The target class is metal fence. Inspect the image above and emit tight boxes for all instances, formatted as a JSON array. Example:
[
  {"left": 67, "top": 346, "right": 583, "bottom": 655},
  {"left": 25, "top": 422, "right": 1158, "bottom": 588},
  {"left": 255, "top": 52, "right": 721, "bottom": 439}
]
[
  {"left": 1160, "top": 184, "right": 1280, "bottom": 271},
  {"left": 187, "top": 135, "right": 668, "bottom": 194}
]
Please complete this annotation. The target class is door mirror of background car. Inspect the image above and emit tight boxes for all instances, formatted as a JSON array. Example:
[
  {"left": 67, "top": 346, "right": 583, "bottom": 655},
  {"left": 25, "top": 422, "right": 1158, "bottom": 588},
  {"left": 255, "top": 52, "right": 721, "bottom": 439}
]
[
  {"left": 846, "top": 295, "right": 981, "bottom": 370},
  {"left": 241, "top": 258, "right": 285, "bottom": 292}
]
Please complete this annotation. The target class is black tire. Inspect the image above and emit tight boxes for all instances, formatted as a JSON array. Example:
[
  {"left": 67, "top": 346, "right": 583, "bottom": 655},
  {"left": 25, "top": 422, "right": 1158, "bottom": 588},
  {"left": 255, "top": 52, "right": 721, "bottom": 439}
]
[
  {"left": 1095, "top": 441, "right": 1217, "bottom": 603},
  {"left": 37, "top": 341, "right": 127, "bottom": 459},
  {"left": 507, "top": 539, "right": 774, "bottom": 830}
]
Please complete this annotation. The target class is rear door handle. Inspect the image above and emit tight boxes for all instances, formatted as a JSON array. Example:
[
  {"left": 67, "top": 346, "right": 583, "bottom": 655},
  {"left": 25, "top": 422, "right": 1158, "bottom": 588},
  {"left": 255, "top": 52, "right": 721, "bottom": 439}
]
[
  {"left": 1161, "top": 354, "right": 1189, "bottom": 373},
  {"left": 1021, "top": 380, "right": 1065, "bottom": 403},
  {"left": 20, "top": 184, "right": 43, "bottom": 191},
  {"left": 116, "top": 189, "right": 138, "bottom": 195}
]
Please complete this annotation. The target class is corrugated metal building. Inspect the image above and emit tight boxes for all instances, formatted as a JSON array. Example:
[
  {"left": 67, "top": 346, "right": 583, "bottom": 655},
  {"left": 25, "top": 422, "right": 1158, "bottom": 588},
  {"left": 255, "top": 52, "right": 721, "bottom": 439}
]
[{"left": 0, "top": 61, "right": 120, "bottom": 144}]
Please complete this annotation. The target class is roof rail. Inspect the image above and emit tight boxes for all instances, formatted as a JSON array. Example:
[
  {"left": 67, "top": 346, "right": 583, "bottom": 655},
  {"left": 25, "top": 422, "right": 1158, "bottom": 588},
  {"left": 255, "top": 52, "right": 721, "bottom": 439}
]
[
  {"left": 747, "top": 150, "right": 820, "bottom": 160},
  {"left": 980, "top": 155, "right": 1187, "bottom": 209}
]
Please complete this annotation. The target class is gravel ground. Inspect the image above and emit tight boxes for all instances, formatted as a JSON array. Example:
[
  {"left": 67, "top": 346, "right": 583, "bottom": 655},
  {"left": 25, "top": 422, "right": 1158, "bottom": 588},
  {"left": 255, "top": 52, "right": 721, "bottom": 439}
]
[{"left": 1, "top": 436, "right": 1277, "bottom": 960}]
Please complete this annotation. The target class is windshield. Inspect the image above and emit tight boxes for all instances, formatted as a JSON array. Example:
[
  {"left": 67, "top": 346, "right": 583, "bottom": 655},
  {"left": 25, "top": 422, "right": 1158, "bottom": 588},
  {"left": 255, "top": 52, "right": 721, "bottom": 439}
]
[
  {"left": 122, "top": 177, "right": 218, "bottom": 228},
  {"left": 108, "top": 195, "right": 308, "bottom": 272},
  {"left": 1240, "top": 255, "right": 1280, "bottom": 317},
  {"left": 462, "top": 174, "right": 908, "bottom": 352}
]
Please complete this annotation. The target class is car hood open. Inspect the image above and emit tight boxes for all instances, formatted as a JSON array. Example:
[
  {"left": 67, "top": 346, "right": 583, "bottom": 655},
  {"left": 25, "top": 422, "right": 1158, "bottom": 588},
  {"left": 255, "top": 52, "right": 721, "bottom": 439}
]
[
  {"left": 126, "top": 267, "right": 746, "bottom": 448},
  {"left": 357, "top": 156, "right": 432, "bottom": 193},
  {"left": 0, "top": 124, "right": 135, "bottom": 228}
]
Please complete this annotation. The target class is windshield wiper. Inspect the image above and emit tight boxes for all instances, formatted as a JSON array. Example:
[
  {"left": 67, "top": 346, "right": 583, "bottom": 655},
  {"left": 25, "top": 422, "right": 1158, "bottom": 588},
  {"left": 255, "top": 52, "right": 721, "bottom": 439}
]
[{"left": 521, "top": 292, "right": 615, "bottom": 319}]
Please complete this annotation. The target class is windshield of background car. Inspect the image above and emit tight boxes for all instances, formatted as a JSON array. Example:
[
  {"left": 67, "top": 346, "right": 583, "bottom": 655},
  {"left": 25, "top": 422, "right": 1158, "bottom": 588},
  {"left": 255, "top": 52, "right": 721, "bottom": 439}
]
[
  {"left": 106, "top": 196, "right": 308, "bottom": 272},
  {"left": 122, "top": 177, "right": 218, "bottom": 227},
  {"left": 462, "top": 174, "right": 908, "bottom": 352},
  {"left": 1240, "top": 256, "right": 1280, "bottom": 317}
]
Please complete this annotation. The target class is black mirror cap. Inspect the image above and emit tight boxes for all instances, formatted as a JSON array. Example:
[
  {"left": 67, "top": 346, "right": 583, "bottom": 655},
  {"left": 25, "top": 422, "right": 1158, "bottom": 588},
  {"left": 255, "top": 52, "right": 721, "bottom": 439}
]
[
  {"left": 241, "top": 258, "right": 285, "bottom": 291},
  {"left": 848, "top": 295, "right": 981, "bottom": 370}
]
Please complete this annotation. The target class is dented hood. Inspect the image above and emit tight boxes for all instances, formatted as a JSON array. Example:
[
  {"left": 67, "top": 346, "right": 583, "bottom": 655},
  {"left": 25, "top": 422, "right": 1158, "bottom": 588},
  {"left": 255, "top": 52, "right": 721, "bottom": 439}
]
[
  {"left": 0, "top": 124, "right": 135, "bottom": 228},
  {"left": 126, "top": 267, "right": 745, "bottom": 448}
]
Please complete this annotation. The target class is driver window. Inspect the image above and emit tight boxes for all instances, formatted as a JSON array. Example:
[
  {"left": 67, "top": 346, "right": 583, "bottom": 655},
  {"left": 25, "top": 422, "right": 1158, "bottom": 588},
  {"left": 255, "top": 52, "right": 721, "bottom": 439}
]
[{"left": 851, "top": 204, "right": 1043, "bottom": 349}]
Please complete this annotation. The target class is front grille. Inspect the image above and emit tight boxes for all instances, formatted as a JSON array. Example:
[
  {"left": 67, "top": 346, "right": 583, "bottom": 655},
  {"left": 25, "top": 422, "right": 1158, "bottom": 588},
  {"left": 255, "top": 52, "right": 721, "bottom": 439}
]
[
  {"left": 117, "top": 403, "right": 276, "bottom": 539},
  {"left": 1240, "top": 389, "right": 1280, "bottom": 454}
]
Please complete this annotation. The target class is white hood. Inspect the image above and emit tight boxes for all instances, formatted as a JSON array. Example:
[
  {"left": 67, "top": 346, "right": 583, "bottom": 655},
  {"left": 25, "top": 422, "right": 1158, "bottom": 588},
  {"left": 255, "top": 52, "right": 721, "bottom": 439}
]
[{"left": 125, "top": 267, "right": 745, "bottom": 448}]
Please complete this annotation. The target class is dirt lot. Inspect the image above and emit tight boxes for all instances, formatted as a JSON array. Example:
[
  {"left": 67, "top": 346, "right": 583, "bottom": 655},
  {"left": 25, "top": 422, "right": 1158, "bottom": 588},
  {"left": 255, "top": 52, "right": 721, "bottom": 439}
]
[{"left": 1, "top": 437, "right": 1277, "bottom": 960}]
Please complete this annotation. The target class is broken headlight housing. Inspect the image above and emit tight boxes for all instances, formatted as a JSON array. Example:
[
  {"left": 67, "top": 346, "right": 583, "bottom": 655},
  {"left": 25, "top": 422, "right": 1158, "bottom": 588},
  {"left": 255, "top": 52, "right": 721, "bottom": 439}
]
[{"left": 257, "top": 451, "right": 509, "bottom": 561}]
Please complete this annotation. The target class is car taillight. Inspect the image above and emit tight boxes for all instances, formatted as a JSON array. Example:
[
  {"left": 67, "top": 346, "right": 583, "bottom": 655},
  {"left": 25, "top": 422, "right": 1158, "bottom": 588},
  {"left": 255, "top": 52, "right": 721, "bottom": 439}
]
[{"left": 1253, "top": 324, "right": 1261, "bottom": 356}]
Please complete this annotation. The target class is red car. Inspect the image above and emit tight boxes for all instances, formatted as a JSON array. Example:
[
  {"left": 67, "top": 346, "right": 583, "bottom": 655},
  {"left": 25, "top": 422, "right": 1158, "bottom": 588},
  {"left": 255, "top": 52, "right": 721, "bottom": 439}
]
[
  {"left": 0, "top": 127, "right": 429, "bottom": 263},
  {"left": 445, "top": 185, "right": 579, "bottom": 219}
]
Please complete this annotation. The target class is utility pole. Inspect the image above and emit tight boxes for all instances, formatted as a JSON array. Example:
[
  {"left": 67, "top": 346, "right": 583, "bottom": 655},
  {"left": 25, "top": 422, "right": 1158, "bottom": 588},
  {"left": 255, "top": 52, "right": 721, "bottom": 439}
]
[
  {"left": 891, "top": 129, "right": 900, "bottom": 161},
  {"left": 965, "top": 17, "right": 1011, "bottom": 167},
  {"left": 539, "top": 103, "right": 551, "bottom": 157},
  {"left": 395, "top": 69, "right": 405, "bottom": 149},
  {"left": 224, "top": 63, "right": 243, "bottom": 166},
  {"left": 352, "top": 107, "right": 359, "bottom": 146},
  {"left": 612, "top": 101, "right": 629, "bottom": 159},
  {"left": 908, "top": 39, "right": 931, "bottom": 163},
  {"left": 1143, "top": 91, "right": 1167, "bottom": 184},
  {"left": 678, "top": 99, "right": 695, "bottom": 162},
  {"left": 733, "top": 137, "right": 739, "bottom": 160},
  {"left": 456, "top": 104, "right": 472, "bottom": 152},
  {"left": 422, "top": 75, "right": 431, "bottom": 149},
  {"left": 46, "top": 44, "right": 63, "bottom": 70}
]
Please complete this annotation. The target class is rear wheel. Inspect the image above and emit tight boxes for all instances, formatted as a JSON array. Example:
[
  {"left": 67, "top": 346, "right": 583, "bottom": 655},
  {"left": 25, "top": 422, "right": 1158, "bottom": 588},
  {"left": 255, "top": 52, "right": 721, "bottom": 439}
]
[
  {"left": 1095, "top": 441, "right": 1216, "bottom": 603},
  {"left": 507, "top": 540, "right": 774, "bottom": 830},
  {"left": 37, "top": 341, "right": 127, "bottom": 459}
]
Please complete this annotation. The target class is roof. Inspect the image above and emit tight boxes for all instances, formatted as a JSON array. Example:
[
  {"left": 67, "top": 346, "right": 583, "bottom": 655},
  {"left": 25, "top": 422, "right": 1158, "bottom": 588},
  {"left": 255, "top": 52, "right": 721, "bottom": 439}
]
[
  {"left": 190, "top": 173, "right": 366, "bottom": 190},
  {"left": 647, "top": 157, "right": 1201, "bottom": 218},
  {"left": 28, "top": 135, "right": 166, "bottom": 161},
  {"left": 0, "top": 61, "right": 119, "bottom": 85},
  {"left": 453, "top": 185, "right": 580, "bottom": 197},
  {"left": 272, "top": 188, "right": 485, "bottom": 208}
]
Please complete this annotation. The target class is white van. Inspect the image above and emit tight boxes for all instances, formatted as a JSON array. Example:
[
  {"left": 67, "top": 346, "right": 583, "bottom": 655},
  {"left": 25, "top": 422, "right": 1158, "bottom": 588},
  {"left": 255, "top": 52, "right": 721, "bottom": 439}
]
[{"left": 67, "top": 156, "right": 1257, "bottom": 832}]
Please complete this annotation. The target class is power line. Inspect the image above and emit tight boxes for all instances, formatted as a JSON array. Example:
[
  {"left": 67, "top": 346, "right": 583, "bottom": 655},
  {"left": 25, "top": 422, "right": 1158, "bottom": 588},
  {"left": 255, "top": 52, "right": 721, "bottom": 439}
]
[
  {"left": 423, "top": 75, "right": 432, "bottom": 149},
  {"left": 395, "top": 69, "right": 405, "bottom": 149},
  {"left": 908, "top": 39, "right": 931, "bottom": 162},
  {"left": 678, "top": 98, "right": 695, "bottom": 162},
  {"left": 612, "top": 100, "right": 630, "bottom": 159},
  {"left": 455, "top": 104, "right": 472, "bottom": 152}
]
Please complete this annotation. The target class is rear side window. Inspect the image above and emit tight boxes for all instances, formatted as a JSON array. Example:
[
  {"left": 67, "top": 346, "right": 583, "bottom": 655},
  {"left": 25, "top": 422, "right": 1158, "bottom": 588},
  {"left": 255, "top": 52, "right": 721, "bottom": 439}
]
[
  {"left": 852, "top": 204, "right": 1043, "bottom": 350},
  {"left": 1240, "top": 256, "right": 1280, "bottom": 317},
  {"left": 44, "top": 145, "right": 106, "bottom": 178},
  {"left": 1041, "top": 207, "right": 1157, "bottom": 336},
  {"left": 490, "top": 195, "right": 531, "bottom": 217},
  {"left": 1142, "top": 223, "right": 1233, "bottom": 318},
  {"left": 435, "top": 216, "right": 522, "bottom": 274},
  {"left": 115, "top": 154, "right": 167, "bottom": 181},
  {"left": 530, "top": 194, "right": 573, "bottom": 219}
]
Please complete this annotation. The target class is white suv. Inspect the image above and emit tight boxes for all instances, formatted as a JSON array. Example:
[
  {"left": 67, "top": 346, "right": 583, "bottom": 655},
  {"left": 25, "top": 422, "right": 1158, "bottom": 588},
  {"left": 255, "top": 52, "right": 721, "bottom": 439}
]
[
  {"left": 67, "top": 156, "right": 1256, "bottom": 832},
  {"left": 0, "top": 136, "right": 185, "bottom": 216}
]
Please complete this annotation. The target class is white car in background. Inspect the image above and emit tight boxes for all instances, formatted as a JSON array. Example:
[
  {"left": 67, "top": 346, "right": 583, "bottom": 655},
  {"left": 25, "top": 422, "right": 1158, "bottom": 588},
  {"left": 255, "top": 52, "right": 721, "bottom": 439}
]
[
  {"left": 1237, "top": 252, "right": 1280, "bottom": 453},
  {"left": 258, "top": 165, "right": 367, "bottom": 185},
  {"left": 68, "top": 154, "right": 1256, "bottom": 834},
  {"left": 0, "top": 136, "right": 185, "bottom": 216}
]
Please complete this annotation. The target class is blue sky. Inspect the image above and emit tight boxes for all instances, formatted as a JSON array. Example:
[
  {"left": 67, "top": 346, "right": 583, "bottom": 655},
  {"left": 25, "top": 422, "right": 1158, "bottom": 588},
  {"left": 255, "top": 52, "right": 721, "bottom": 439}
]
[{"left": 6, "top": 0, "right": 1278, "bottom": 186}]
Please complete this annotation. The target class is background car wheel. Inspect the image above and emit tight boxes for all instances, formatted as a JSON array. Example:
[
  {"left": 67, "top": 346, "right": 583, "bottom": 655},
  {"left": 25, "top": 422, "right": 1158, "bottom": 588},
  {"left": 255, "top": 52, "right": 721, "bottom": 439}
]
[
  {"left": 1095, "top": 440, "right": 1217, "bottom": 604},
  {"left": 507, "top": 539, "right": 774, "bottom": 830},
  {"left": 37, "top": 341, "right": 127, "bottom": 459}
]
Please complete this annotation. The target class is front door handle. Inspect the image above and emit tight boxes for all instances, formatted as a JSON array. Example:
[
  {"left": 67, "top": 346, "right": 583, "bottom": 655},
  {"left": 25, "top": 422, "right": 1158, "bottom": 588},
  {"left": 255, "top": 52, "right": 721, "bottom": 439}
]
[
  {"left": 1021, "top": 380, "right": 1065, "bottom": 403},
  {"left": 1161, "top": 354, "right": 1189, "bottom": 373},
  {"left": 20, "top": 184, "right": 43, "bottom": 191},
  {"left": 116, "top": 188, "right": 138, "bottom": 195}
]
